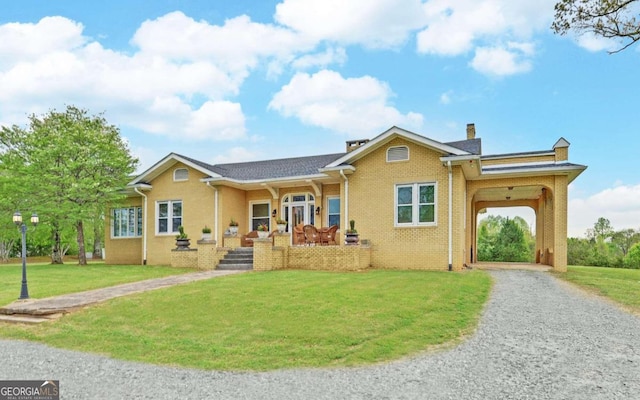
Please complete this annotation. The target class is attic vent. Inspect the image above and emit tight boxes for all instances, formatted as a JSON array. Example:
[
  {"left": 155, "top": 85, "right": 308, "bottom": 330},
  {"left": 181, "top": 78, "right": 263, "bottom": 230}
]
[
  {"left": 387, "top": 146, "right": 409, "bottom": 162},
  {"left": 174, "top": 168, "right": 188, "bottom": 181}
]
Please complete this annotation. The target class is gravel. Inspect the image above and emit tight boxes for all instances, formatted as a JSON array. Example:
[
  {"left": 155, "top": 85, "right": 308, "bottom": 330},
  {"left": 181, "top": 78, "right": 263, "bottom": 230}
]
[{"left": 1, "top": 270, "right": 639, "bottom": 399}]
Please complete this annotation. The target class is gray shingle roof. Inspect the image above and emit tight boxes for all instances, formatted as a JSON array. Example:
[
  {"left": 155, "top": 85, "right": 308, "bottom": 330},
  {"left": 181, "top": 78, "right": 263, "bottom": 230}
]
[
  {"left": 179, "top": 153, "right": 346, "bottom": 181},
  {"left": 445, "top": 138, "right": 482, "bottom": 155}
]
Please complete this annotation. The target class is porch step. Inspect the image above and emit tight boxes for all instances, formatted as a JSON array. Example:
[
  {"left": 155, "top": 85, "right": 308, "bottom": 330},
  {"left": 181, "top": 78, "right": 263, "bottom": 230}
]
[
  {"left": 0, "top": 313, "right": 63, "bottom": 324},
  {"left": 217, "top": 248, "right": 253, "bottom": 270}
]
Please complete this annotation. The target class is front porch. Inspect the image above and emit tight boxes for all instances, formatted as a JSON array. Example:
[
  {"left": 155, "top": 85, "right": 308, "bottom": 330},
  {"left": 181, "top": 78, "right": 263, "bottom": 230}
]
[{"left": 170, "top": 233, "right": 372, "bottom": 271}]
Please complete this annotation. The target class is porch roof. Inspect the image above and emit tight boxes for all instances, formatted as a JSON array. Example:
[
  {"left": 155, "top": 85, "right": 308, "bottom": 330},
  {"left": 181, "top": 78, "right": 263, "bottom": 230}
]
[{"left": 480, "top": 161, "right": 587, "bottom": 183}]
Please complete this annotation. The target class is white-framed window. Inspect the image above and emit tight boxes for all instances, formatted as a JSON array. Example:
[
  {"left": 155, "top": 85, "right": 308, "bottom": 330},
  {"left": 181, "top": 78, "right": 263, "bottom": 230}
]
[
  {"left": 387, "top": 146, "right": 409, "bottom": 162},
  {"left": 327, "top": 197, "right": 340, "bottom": 228},
  {"left": 157, "top": 200, "right": 182, "bottom": 234},
  {"left": 112, "top": 207, "right": 142, "bottom": 238},
  {"left": 250, "top": 201, "right": 271, "bottom": 231},
  {"left": 173, "top": 168, "right": 188, "bottom": 181},
  {"left": 395, "top": 183, "right": 436, "bottom": 226}
]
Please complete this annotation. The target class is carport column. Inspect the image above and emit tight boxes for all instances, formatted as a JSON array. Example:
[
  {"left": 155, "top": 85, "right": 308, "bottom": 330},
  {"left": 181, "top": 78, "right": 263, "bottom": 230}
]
[
  {"left": 553, "top": 176, "right": 568, "bottom": 272},
  {"left": 447, "top": 160, "right": 452, "bottom": 271}
]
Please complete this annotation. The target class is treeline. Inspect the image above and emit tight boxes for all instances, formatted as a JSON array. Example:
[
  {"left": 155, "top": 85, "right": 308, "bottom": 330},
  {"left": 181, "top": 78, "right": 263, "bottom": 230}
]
[
  {"left": 477, "top": 215, "right": 535, "bottom": 262},
  {"left": 568, "top": 217, "right": 640, "bottom": 268}
]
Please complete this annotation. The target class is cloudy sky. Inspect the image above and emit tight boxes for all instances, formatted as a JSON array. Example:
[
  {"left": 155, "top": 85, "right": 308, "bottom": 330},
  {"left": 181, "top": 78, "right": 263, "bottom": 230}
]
[{"left": 1, "top": 0, "right": 638, "bottom": 237}]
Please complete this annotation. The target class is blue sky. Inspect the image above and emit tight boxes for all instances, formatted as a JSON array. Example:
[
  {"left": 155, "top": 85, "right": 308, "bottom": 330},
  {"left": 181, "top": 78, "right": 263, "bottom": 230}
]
[{"left": 1, "top": 0, "right": 638, "bottom": 237}]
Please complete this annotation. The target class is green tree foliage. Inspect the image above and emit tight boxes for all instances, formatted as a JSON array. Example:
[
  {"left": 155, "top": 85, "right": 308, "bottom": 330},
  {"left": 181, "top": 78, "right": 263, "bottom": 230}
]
[
  {"left": 552, "top": 0, "right": 640, "bottom": 53},
  {"left": 624, "top": 242, "right": 640, "bottom": 268},
  {"left": 0, "top": 106, "right": 138, "bottom": 265},
  {"left": 567, "top": 217, "right": 640, "bottom": 267},
  {"left": 477, "top": 215, "right": 534, "bottom": 262}
]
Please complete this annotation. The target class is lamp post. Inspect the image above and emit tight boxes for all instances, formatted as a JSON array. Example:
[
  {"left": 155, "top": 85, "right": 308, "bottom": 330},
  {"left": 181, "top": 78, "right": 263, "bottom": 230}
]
[{"left": 13, "top": 211, "right": 39, "bottom": 300}]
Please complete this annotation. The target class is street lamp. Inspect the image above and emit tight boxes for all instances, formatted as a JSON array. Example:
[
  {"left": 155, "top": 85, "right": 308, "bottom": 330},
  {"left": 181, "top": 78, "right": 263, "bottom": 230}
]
[{"left": 13, "top": 211, "right": 39, "bottom": 300}]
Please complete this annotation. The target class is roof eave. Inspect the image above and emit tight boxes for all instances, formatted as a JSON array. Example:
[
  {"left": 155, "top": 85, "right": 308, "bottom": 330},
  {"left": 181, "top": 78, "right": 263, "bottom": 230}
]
[{"left": 478, "top": 165, "right": 587, "bottom": 183}]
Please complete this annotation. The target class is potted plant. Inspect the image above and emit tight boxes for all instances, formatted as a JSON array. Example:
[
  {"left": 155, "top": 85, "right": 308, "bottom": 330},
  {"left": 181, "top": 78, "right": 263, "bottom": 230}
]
[
  {"left": 345, "top": 219, "right": 359, "bottom": 245},
  {"left": 175, "top": 226, "right": 190, "bottom": 249},
  {"left": 201, "top": 225, "right": 212, "bottom": 241},
  {"left": 257, "top": 222, "right": 269, "bottom": 239},
  {"left": 275, "top": 218, "right": 287, "bottom": 233},
  {"left": 229, "top": 218, "right": 239, "bottom": 236}
]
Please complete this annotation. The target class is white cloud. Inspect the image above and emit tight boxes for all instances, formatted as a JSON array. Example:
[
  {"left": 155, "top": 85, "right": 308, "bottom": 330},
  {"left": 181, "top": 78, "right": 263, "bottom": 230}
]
[
  {"left": 0, "top": 16, "right": 86, "bottom": 68},
  {"left": 416, "top": 0, "right": 554, "bottom": 72},
  {"left": 440, "top": 90, "right": 453, "bottom": 104},
  {"left": 574, "top": 32, "right": 619, "bottom": 52},
  {"left": 275, "top": 0, "right": 427, "bottom": 48},
  {"left": 131, "top": 12, "right": 312, "bottom": 74},
  {"left": 0, "top": 12, "right": 319, "bottom": 141},
  {"left": 268, "top": 70, "right": 423, "bottom": 136},
  {"left": 569, "top": 183, "right": 640, "bottom": 237},
  {"left": 292, "top": 47, "right": 347, "bottom": 69},
  {"left": 470, "top": 43, "right": 534, "bottom": 76}
]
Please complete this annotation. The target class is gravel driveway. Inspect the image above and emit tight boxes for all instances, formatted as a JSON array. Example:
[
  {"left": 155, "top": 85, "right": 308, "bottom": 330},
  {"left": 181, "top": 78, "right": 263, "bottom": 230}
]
[{"left": 1, "top": 270, "right": 639, "bottom": 399}]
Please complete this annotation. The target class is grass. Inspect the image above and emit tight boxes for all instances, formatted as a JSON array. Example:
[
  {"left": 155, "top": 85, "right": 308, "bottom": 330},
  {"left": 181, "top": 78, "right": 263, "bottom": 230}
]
[
  {"left": 555, "top": 265, "right": 640, "bottom": 313},
  {"left": 0, "top": 261, "right": 196, "bottom": 306},
  {"left": 0, "top": 269, "right": 492, "bottom": 371}
]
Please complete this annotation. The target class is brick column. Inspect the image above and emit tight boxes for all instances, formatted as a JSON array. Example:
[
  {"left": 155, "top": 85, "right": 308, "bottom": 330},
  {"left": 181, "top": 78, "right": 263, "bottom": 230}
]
[
  {"left": 253, "top": 238, "right": 273, "bottom": 271},
  {"left": 196, "top": 239, "right": 217, "bottom": 270}
]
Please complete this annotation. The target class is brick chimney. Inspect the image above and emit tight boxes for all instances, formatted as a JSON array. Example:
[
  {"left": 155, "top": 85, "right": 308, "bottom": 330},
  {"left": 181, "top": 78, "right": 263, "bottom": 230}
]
[
  {"left": 466, "top": 123, "right": 476, "bottom": 140},
  {"left": 346, "top": 139, "right": 370, "bottom": 152}
]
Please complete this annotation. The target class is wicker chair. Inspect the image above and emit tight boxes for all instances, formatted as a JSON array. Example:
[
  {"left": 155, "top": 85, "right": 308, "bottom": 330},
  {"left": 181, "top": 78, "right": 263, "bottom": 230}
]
[
  {"left": 241, "top": 230, "right": 259, "bottom": 247},
  {"left": 303, "top": 224, "right": 321, "bottom": 245},
  {"left": 293, "top": 224, "right": 306, "bottom": 245},
  {"left": 320, "top": 225, "right": 339, "bottom": 245}
]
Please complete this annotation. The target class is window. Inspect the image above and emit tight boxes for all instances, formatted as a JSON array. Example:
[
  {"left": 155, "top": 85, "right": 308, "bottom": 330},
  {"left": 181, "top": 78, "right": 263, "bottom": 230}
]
[
  {"left": 395, "top": 183, "right": 436, "bottom": 226},
  {"left": 387, "top": 146, "right": 409, "bottom": 162},
  {"left": 157, "top": 200, "right": 182, "bottom": 234},
  {"left": 173, "top": 168, "right": 188, "bottom": 181},
  {"left": 251, "top": 202, "right": 270, "bottom": 231},
  {"left": 327, "top": 197, "right": 340, "bottom": 228},
  {"left": 112, "top": 207, "right": 142, "bottom": 238}
]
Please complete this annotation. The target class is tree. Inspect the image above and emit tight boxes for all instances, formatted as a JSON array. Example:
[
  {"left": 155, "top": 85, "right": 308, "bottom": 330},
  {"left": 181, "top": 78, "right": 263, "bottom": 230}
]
[
  {"left": 476, "top": 215, "right": 533, "bottom": 262},
  {"left": 611, "top": 228, "right": 640, "bottom": 256},
  {"left": 492, "top": 218, "right": 531, "bottom": 262},
  {"left": 552, "top": 0, "right": 640, "bottom": 53},
  {"left": 587, "top": 217, "right": 615, "bottom": 241},
  {"left": 624, "top": 242, "right": 640, "bottom": 268},
  {"left": 0, "top": 106, "right": 138, "bottom": 265}
]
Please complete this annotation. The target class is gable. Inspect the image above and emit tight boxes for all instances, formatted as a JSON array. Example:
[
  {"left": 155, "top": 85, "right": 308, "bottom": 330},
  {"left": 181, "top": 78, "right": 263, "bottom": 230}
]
[
  {"left": 325, "top": 126, "right": 470, "bottom": 169},
  {"left": 129, "top": 153, "right": 220, "bottom": 186}
]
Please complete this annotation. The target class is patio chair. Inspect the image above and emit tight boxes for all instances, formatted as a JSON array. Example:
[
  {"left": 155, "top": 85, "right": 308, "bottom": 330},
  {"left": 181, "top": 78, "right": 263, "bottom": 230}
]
[
  {"left": 303, "top": 224, "right": 321, "bottom": 246},
  {"left": 241, "top": 230, "right": 258, "bottom": 247},
  {"left": 293, "top": 224, "right": 306, "bottom": 245},
  {"left": 320, "top": 225, "right": 339, "bottom": 245}
]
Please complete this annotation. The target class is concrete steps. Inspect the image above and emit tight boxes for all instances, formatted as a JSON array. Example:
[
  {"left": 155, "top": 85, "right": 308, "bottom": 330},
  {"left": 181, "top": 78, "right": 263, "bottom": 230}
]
[{"left": 217, "top": 248, "right": 254, "bottom": 270}]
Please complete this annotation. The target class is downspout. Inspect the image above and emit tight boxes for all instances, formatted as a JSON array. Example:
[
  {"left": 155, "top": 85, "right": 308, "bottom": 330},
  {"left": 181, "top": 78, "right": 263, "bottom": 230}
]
[
  {"left": 134, "top": 187, "right": 148, "bottom": 265},
  {"left": 206, "top": 182, "right": 219, "bottom": 242},
  {"left": 339, "top": 169, "right": 349, "bottom": 232},
  {"left": 447, "top": 161, "right": 453, "bottom": 271}
]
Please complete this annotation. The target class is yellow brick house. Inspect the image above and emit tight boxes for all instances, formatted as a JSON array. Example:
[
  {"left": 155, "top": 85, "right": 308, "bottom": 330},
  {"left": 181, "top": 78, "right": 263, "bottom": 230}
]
[{"left": 105, "top": 125, "right": 586, "bottom": 271}]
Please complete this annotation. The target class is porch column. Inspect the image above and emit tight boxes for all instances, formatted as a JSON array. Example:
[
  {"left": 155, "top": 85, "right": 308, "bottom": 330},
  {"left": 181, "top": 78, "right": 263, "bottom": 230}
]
[{"left": 553, "top": 176, "right": 568, "bottom": 272}]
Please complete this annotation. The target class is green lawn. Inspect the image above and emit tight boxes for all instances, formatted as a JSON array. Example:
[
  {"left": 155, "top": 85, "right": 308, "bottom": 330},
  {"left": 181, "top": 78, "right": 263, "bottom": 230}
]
[
  {"left": 0, "top": 269, "right": 492, "bottom": 371},
  {"left": 0, "top": 262, "right": 195, "bottom": 307},
  {"left": 556, "top": 266, "right": 640, "bottom": 312}
]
